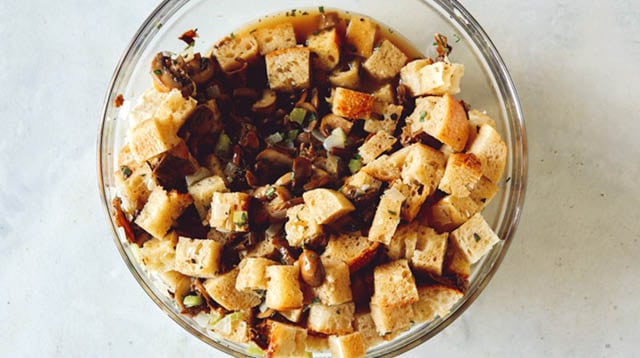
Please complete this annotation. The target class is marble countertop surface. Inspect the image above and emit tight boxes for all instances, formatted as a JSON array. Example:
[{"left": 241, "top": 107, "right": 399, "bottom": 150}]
[{"left": 1, "top": 0, "right": 639, "bottom": 357}]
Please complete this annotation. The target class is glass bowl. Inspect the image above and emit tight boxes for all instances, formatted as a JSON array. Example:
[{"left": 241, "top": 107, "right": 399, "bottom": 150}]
[{"left": 97, "top": 0, "right": 527, "bottom": 356}]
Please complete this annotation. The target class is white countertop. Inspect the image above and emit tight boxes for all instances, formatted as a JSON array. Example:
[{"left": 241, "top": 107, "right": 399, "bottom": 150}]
[{"left": 1, "top": 0, "right": 639, "bottom": 357}]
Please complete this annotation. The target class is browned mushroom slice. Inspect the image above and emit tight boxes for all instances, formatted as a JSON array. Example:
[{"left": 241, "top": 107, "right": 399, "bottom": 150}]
[
  {"left": 319, "top": 11, "right": 341, "bottom": 30},
  {"left": 184, "top": 53, "right": 216, "bottom": 85},
  {"left": 319, "top": 114, "right": 354, "bottom": 137},
  {"left": 255, "top": 148, "right": 294, "bottom": 184},
  {"left": 302, "top": 167, "right": 333, "bottom": 191},
  {"left": 292, "top": 157, "right": 313, "bottom": 187},
  {"left": 151, "top": 52, "right": 196, "bottom": 97},
  {"left": 252, "top": 89, "right": 277, "bottom": 113}
]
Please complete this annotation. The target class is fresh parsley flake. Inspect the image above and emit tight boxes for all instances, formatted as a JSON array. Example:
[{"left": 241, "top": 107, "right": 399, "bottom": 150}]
[
  {"left": 506, "top": 177, "right": 512, "bottom": 183},
  {"left": 453, "top": 33, "right": 461, "bottom": 43},
  {"left": 229, "top": 32, "right": 236, "bottom": 39},
  {"left": 265, "top": 186, "right": 276, "bottom": 200},
  {"left": 312, "top": 297, "right": 321, "bottom": 304},
  {"left": 120, "top": 166, "right": 132, "bottom": 179},
  {"left": 153, "top": 69, "right": 162, "bottom": 76},
  {"left": 473, "top": 233, "right": 481, "bottom": 242},
  {"left": 388, "top": 210, "right": 397, "bottom": 216},
  {"left": 156, "top": 22, "right": 163, "bottom": 30},
  {"left": 319, "top": 6, "right": 325, "bottom": 13},
  {"left": 419, "top": 112, "right": 427, "bottom": 122}
]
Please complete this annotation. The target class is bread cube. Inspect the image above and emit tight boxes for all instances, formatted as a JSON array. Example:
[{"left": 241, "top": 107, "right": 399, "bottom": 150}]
[
  {"left": 387, "top": 222, "right": 419, "bottom": 260},
  {"left": 358, "top": 131, "right": 397, "bottom": 164},
  {"left": 127, "top": 88, "right": 167, "bottom": 129},
  {"left": 159, "top": 270, "right": 191, "bottom": 295},
  {"left": 405, "top": 96, "right": 439, "bottom": 136},
  {"left": 266, "top": 265, "right": 304, "bottom": 310},
  {"left": 211, "top": 311, "right": 252, "bottom": 343},
  {"left": 370, "top": 300, "right": 413, "bottom": 335},
  {"left": 354, "top": 312, "right": 383, "bottom": 349},
  {"left": 115, "top": 162, "right": 153, "bottom": 215},
  {"left": 284, "top": 204, "right": 323, "bottom": 247},
  {"left": 187, "top": 175, "right": 228, "bottom": 221},
  {"left": 235, "top": 257, "right": 277, "bottom": 291},
  {"left": 438, "top": 153, "right": 483, "bottom": 197},
  {"left": 408, "top": 94, "right": 470, "bottom": 151},
  {"left": 467, "top": 123, "right": 507, "bottom": 183},
  {"left": 212, "top": 34, "right": 259, "bottom": 73},
  {"left": 306, "top": 334, "right": 329, "bottom": 353},
  {"left": 345, "top": 16, "right": 377, "bottom": 58},
  {"left": 332, "top": 87, "right": 375, "bottom": 119},
  {"left": 140, "top": 236, "right": 177, "bottom": 273},
  {"left": 413, "top": 285, "right": 463, "bottom": 323},
  {"left": 303, "top": 188, "right": 355, "bottom": 224},
  {"left": 466, "top": 109, "right": 497, "bottom": 148},
  {"left": 329, "top": 332, "right": 367, "bottom": 358},
  {"left": 307, "top": 27, "right": 341, "bottom": 71},
  {"left": 444, "top": 242, "right": 471, "bottom": 282},
  {"left": 411, "top": 226, "right": 449, "bottom": 276},
  {"left": 265, "top": 47, "right": 311, "bottom": 92},
  {"left": 278, "top": 308, "right": 304, "bottom": 323},
  {"left": 174, "top": 236, "right": 223, "bottom": 278},
  {"left": 428, "top": 194, "right": 478, "bottom": 232},
  {"left": 203, "top": 268, "right": 261, "bottom": 310},
  {"left": 368, "top": 185, "right": 405, "bottom": 245},
  {"left": 360, "top": 154, "right": 400, "bottom": 182},
  {"left": 371, "top": 83, "right": 395, "bottom": 103},
  {"left": 363, "top": 40, "right": 408, "bottom": 81},
  {"left": 401, "top": 143, "right": 446, "bottom": 194},
  {"left": 208, "top": 192, "right": 251, "bottom": 233},
  {"left": 307, "top": 302, "right": 355, "bottom": 335},
  {"left": 400, "top": 60, "right": 464, "bottom": 96},
  {"left": 254, "top": 22, "right": 297, "bottom": 55},
  {"left": 450, "top": 213, "right": 500, "bottom": 263},
  {"left": 135, "top": 187, "right": 192, "bottom": 238},
  {"left": 313, "top": 258, "right": 353, "bottom": 305},
  {"left": 469, "top": 176, "right": 499, "bottom": 209},
  {"left": 267, "top": 321, "right": 308, "bottom": 358},
  {"left": 372, "top": 260, "right": 419, "bottom": 307},
  {"left": 129, "top": 119, "right": 180, "bottom": 162},
  {"left": 154, "top": 88, "right": 197, "bottom": 132},
  {"left": 247, "top": 236, "right": 278, "bottom": 258},
  {"left": 329, "top": 60, "right": 360, "bottom": 89},
  {"left": 393, "top": 180, "right": 429, "bottom": 222},
  {"left": 364, "top": 102, "right": 402, "bottom": 134},
  {"left": 322, "top": 234, "right": 379, "bottom": 272},
  {"left": 340, "top": 171, "right": 382, "bottom": 200}
]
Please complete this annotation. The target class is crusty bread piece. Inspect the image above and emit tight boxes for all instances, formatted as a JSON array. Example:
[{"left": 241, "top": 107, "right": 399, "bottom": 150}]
[
  {"left": 306, "top": 334, "right": 330, "bottom": 353},
  {"left": 135, "top": 187, "right": 192, "bottom": 238},
  {"left": 140, "top": 236, "right": 176, "bottom": 273},
  {"left": 266, "top": 265, "right": 304, "bottom": 310},
  {"left": 393, "top": 180, "right": 429, "bottom": 222},
  {"left": 266, "top": 320, "right": 308, "bottom": 358},
  {"left": 354, "top": 311, "right": 383, "bottom": 349},
  {"left": 400, "top": 60, "right": 464, "bottom": 96},
  {"left": 372, "top": 259, "right": 419, "bottom": 307},
  {"left": 371, "top": 83, "right": 395, "bottom": 103},
  {"left": 429, "top": 194, "right": 477, "bottom": 232},
  {"left": 345, "top": 15, "right": 377, "bottom": 58},
  {"left": 127, "top": 88, "right": 167, "bottom": 129},
  {"left": 407, "top": 94, "right": 470, "bottom": 151},
  {"left": 307, "top": 302, "right": 355, "bottom": 335},
  {"left": 365, "top": 102, "right": 402, "bottom": 134},
  {"left": 440, "top": 143, "right": 454, "bottom": 160},
  {"left": 313, "top": 257, "right": 353, "bottom": 305},
  {"left": 115, "top": 162, "right": 153, "bottom": 215},
  {"left": 369, "top": 300, "right": 413, "bottom": 335},
  {"left": 387, "top": 221, "right": 419, "bottom": 260},
  {"left": 307, "top": 27, "right": 341, "bottom": 71},
  {"left": 174, "top": 236, "right": 223, "bottom": 277},
  {"left": 411, "top": 226, "right": 449, "bottom": 276},
  {"left": 360, "top": 154, "right": 400, "bottom": 182},
  {"left": 278, "top": 308, "right": 304, "bottom": 323},
  {"left": 212, "top": 34, "right": 259, "bottom": 73},
  {"left": 467, "top": 123, "right": 507, "bottom": 183},
  {"left": 203, "top": 268, "right": 261, "bottom": 310},
  {"left": 246, "top": 236, "right": 278, "bottom": 258},
  {"left": 363, "top": 40, "right": 408, "bottom": 81},
  {"left": 210, "top": 310, "right": 252, "bottom": 343},
  {"left": 303, "top": 188, "right": 355, "bottom": 224},
  {"left": 368, "top": 185, "right": 405, "bottom": 245},
  {"left": 254, "top": 22, "right": 297, "bottom": 55},
  {"left": 154, "top": 88, "right": 197, "bottom": 132},
  {"left": 466, "top": 109, "right": 496, "bottom": 149},
  {"left": 265, "top": 47, "right": 311, "bottom": 92},
  {"left": 329, "top": 60, "right": 360, "bottom": 89},
  {"left": 284, "top": 204, "right": 323, "bottom": 247},
  {"left": 332, "top": 87, "right": 375, "bottom": 119},
  {"left": 450, "top": 213, "right": 500, "bottom": 263},
  {"left": 444, "top": 241, "right": 471, "bottom": 282},
  {"left": 405, "top": 96, "right": 439, "bottom": 136},
  {"left": 358, "top": 131, "right": 397, "bottom": 164},
  {"left": 413, "top": 285, "right": 463, "bottom": 323},
  {"left": 235, "top": 257, "right": 277, "bottom": 291},
  {"left": 129, "top": 118, "right": 180, "bottom": 162},
  {"left": 328, "top": 332, "right": 367, "bottom": 358},
  {"left": 401, "top": 143, "right": 446, "bottom": 195},
  {"left": 469, "top": 175, "right": 499, "bottom": 210},
  {"left": 322, "top": 233, "right": 379, "bottom": 272},
  {"left": 159, "top": 270, "right": 191, "bottom": 295},
  {"left": 438, "top": 153, "right": 483, "bottom": 197},
  {"left": 208, "top": 192, "right": 251, "bottom": 233},
  {"left": 187, "top": 175, "right": 228, "bottom": 221}
]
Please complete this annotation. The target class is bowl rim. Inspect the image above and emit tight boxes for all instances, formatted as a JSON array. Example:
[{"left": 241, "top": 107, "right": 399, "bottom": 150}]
[{"left": 97, "top": 0, "right": 527, "bottom": 356}]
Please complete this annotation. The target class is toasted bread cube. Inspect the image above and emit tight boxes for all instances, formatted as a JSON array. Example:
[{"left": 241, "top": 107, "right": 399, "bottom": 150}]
[
  {"left": 440, "top": 143, "right": 455, "bottom": 160},
  {"left": 265, "top": 47, "right": 311, "bottom": 92},
  {"left": 467, "top": 123, "right": 507, "bottom": 183},
  {"left": 307, "top": 302, "right": 355, "bottom": 335},
  {"left": 174, "top": 236, "right": 223, "bottom": 278},
  {"left": 354, "top": 312, "right": 383, "bottom": 348},
  {"left": 254, "top": 22, "right": 297, "bottom": 55},
  {"left": 428, "top": 195, "right": 478, "bottom": 232},
  {"left": 154, "top": 88, "right": 197, "bottom": 131},
  {"left": 140, "top": 236, "right": 177, "bottom": 273},
  {"left": 284, "top": 204, "right": 323, "bottom": 247},
  {"left": 236, "top": 257, "right": 277, "bottom": 291},
  {"left": 211, "top": 311, "right": 252, "bottom": 343},
  {"left": 401, "top": 143, "right": 446, "bottom": 194},
  {"left": 373, "top": 260, "right": 419, "bottom": 307},
  {"left": 438, "top": 153, "right": 483, "bottom": 197},
  {"left": 322, "top": 234, "right": 379, "bottom": 272},
  {"left": 405, "top": 96, "right": 439, "bottom": 136},
  {"left": 466, "top": 109, "right": 497, "bottom": 148},
  {"left": 115, "top": 162, "right": 153, "bottom": 215},
  {"left": 208, "top": 192, "right": 251, "bottom": 233},
  {"left": 306, "top": 334, "right": 330, "bottom": 352},
  {"left": 411, "top": 227, "right": 449, "bottom": 276},
  {"left": 444, "top": 242, "right": 471, "bottom": 282},
  {"left": 413, "top": 285, "right": 463, "bottom": 323},
  {"left": 370, "top": 300, "right": 413, "bottom": 335},
  {"left": 307, "top": 27, "right": 341, "bottom": 71},
  {"left": 266, "top": 265, "right": 304, "bottom": 310},
  {"left": 329, "top": 60, "right": 360, "bottom": 89},
  {"left": 469, "top": 176, "right": 499, "bottom": 209},
  {"left": 303, "top": 188, "right": 355, "bottom": 224},
  {"left": 247, "top": 236, "right": 278, "bottom": 258},
  {"left": 278, "top": 308, "right": 304, "bottom": 323},
  {"left": 159, "top": 270, "right": 191, "bottom": 295},
  {"left": 358, "top": 131, "right": 397, "bottom": 164},
  {"left": 127, "top": 88, "right": 167, "bottom": 129},
  {"left": 450, "top": 213, "right": 500, "bottom": 263},
  {"left": 188, "top": 175, "right": 228, "bottom": 221},
  {"left": 368, "top": 186, "right": 405, "bottom": 245},
  {"left": 360, "top": 154, "right": 400, "bottom": 182},
  {"left": 332, "top": 87, "right": 375, "bottom": 119},
  {"left": 364, "top": 102, "right": 402, "bottom": 134},
  {"left": 345, "top": 16, "right": 376, "bottom": 58},
  {"left": 329, "top": 332, "right": 366, "bottom": 358},
  {"left": 340, "top": 171, "right": 383, "bottom": 200},
  {"left": 129, "top": 119, "right": 180, "bottom": 162},
  {"left": 372, "top": 83, "right": 395, "bottom": 103},
  {"left": 387, "top": 222, "right": 419, "bottom": 260},
  {"left": 400, "top": 60, "right": 464, "bottom": 96},
  {"left": 393, "top": 180, "right": 429, "bottom": 222},
  {"left": 313, "top": 258, "right": 353, "bottom": 305},
  {"left": 212, "top": 34, "right": 259, "bottom": 73},
  {"left": 135, "top": 187, "right": 192, "bottom": 238},
  {"left": 363, "top": 40, "right": 408, "bottom": 81},
  {"left": 408, "top": 94, "right": 469, "bottom": 151},
  {"left": 203, "top": 268, "right": 261, "bottom": 310},
  {"left": 267, "top": 321, "right": 308, "bottom": 358}
]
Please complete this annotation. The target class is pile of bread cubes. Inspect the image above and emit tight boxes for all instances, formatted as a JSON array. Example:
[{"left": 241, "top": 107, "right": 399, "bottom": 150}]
[{"left": 115, "top": 12, "right": 508, "bottom": 358}]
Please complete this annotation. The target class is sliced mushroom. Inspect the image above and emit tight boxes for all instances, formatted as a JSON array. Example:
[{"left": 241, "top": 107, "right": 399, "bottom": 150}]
[
  {"left": 292, "top": 157, "right": 313, "bottom": 187},
  {"left": 151, "top": 52, "right": 196, "bottom": 97},
  {"left": 256, "top": 148, "right": 294, "bottom": 168},
  {"left": 319, "top": 114, "right": 354, "bottom": 136},
  {"left": 319, "top": 11, "right": 341, "bottom": 30},
  {"left": 184, "top": 53, "right": 215, "bottom": 85},
  {"left": 303, "top": 167, "right": 333, "bottom": 191},
  {"left": 252, "top": 89, "right": 277, "bottom": 113}
]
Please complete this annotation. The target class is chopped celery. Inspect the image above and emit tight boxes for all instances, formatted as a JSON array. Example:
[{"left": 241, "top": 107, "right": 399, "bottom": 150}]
[
  {"left": 265, "top": 132, "right": 284, "bottom": 145},
  {"left": 182, "top": 295, "right": 202, "bottom": 308},
  {"left": 289, "top": 107, "right": 307, "bottom": 125},
  {"left": 348, "top": 157, "right": 362, "bottom": 174},
  {"left": 214, "top": 132, "right": 232, "bottom": 157},
  {"left": 233, "top": 211, "right": 249, "bottom": 226}
]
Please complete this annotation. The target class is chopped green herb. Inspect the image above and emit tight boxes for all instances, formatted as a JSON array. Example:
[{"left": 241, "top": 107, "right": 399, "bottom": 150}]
[
  {"left": 319, "top": 6, "right": 325, "bottom": 13},
  {"left": 120, "top": 165, "right": 132, "bottom": 179},
  {"left": 214, "top": 132, "right": 232, "bottom": 157},
  {"left": 453, "top": 33, "right": 461, "bottom": 43},
  {"left": 388, "top": 210, "right": 397, "bottom": 216},
  {"left": 183, "top": 295, "right": 202, "bottom": 308},
  {"left": 233, "top": 211, "right": 249, "bottom": 226},
  {"left": 156, "top": 22, "right": 163, "bottom": 30},
  {"left": 250, "top": 28, "right": 257, "bottom": 34},
  {"left": 312, "top": 297, "right": 321, "bottom": 304},
  {"left": 289, "top": 107, "right": 307, "bottom": 125},
  {"left": 505, "top": 177, "right": 512, "bottom": 183},
  {"left": 265, "top": 186, "right": 277, "bottom": 200},
  {"left": 432, "top": 42, "right": 438, "bottom": 46},
  {"left": 419, "top": 111, "right": 427, "bottom": 122},
  {"left": 348, "top": 158, "right": 362, "bottom": 174},
  {"left": 307, "top": 112, "right": 317, "bottom": 123},
  {"left": 285, "top": 129, "right": 300, "bottom": 142},
  {"left": 153, "top": 69, "right": 162, "bottom": 76},
  {"left": 265, "top": 132, "right": 284, "bottom": 145},
  {"left": 290, "top": 9, "right": 297, "bottom": 16},
  {"left": 354, "top": 153, "right": 362, "bottom": 160},
  {"left": 473, "top": 233, "right": 481, "bottom": 242},
  {"left": 229, "top": 32, "right": 236, "bottom": 39}
]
